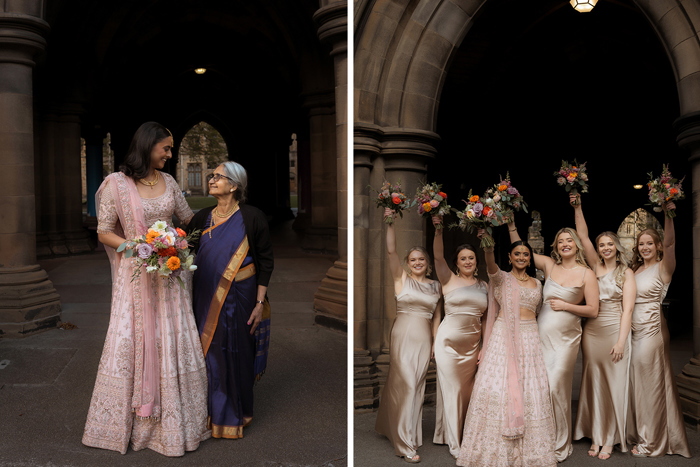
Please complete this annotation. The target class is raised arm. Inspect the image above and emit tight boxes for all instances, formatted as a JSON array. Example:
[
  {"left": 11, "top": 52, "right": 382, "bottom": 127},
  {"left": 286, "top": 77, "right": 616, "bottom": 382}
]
[
  {"left": 570, "top": 193, "right": 598, "bottom": 270},
  {"left": 611, "top": 268, "right": 636, "bottom": 363},
  {"left": 660, "top": 201, "right": 676, "bottom": 282},
  {"left": 477, "top": 229, "right": 499, "bottom": 275},
  {"left": 432, "top": 215, "right": 453, "bottom": 286},
  {"left": 385, "top": 207, "right": 404, "bottom": 281}
]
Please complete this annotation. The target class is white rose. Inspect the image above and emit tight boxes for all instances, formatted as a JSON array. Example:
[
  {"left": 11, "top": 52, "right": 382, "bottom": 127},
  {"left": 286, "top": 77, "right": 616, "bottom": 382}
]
[{"left": 146, "top": 265, "right": 157, "bottom": 273}]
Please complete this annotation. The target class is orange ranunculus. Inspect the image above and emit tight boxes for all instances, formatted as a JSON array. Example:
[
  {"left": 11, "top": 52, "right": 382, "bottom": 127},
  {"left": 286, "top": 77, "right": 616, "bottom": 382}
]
[
  {"left": 176, "top": 227, "right": 186, "bottom": 237},
  {"left": 469, "top": 195, "right": 480, "bottom": 203},
  {"left": 146, "top": 230, "right": 159, "bottom": 244},
  {"left": 167, "top": 256, "right": 181, "bottom": 271},
  {"left": 483, "top": 206, "right": 492, "bottom": 216},
  {"left": 392, "top": 197, "right": 401, "bottom": 205},
  {"left": 498, "top": 185, "right": 508, "bottom": 192},
  {"left": 670, "top": 188, "right": 678, "bottom": 196},
  {"left": 438, "top": 191, "right": 447, "bottom": 199},
  {"left": 158, "top": 246, "right": 178, "bottom": 257},
  {"left": 422, "top": 202, "right": 432, "bottom": 212}
]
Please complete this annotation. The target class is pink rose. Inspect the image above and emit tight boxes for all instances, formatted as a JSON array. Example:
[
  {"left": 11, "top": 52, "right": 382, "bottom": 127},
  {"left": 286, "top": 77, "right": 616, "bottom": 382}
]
[{"left": 429, "top": 199, "right": 439, "bottom": 208}]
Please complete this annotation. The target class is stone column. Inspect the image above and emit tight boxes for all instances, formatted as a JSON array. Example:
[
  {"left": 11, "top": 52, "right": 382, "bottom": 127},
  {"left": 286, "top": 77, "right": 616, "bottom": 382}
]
[
  {"left": 84, "top": 132, "right": 105, "bottom": 218},
  {"left": 674, "top": 112, "right": 700, "bottom": 429},
  {"left": 313, "top": 1, "right": 347, "bottom": 330},
  {"left": 55, "top": 105, "right": 92, "bottom": 254},
  {"left": 0, "top": 7, "right": 62, "bottom": 337}
]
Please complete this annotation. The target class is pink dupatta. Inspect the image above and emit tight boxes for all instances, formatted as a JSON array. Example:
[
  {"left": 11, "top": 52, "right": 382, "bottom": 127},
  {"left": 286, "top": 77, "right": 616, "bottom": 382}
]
[
  {"left": 483, "top": 270, "right": 525, "bottom": 439},
  {"left": 96, "top": 172, "right": 160, "bottom": 419}
]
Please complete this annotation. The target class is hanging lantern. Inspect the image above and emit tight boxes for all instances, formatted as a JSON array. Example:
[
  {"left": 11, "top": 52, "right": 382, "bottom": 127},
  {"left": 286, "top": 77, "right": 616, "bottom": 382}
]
[{"left": 570, "top": 0, "right": 598, "bottom": 13}]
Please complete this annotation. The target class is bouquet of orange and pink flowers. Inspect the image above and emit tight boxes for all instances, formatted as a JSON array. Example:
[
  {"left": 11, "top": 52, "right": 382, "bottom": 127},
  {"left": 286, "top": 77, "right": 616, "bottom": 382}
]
[
  {"left": 485, "top": 172, "right": 528, "bottom": 215},
  {"left": 415, "top": 182, "right": 451, "bottom": 229},
  {"left": 118, "top": 220, "right": 200, "bottom": 288},
  {"left": 554, "top": 159, "right": 588, "bottom": 204},
  {"left": 371, "top": 180, "right": 414, "bottom": 224},
  {"left": 451, "top": 190, "right": 500, "bottom": 248},
  {"left": 648, "top": 164, "right": 685, "bottom": 218}
]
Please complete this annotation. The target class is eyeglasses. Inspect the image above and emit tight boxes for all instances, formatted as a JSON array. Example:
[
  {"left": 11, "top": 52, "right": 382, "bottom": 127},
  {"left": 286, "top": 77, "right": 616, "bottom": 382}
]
[{"left": 206, "top": 173, "right": 233, "bottom": 183}]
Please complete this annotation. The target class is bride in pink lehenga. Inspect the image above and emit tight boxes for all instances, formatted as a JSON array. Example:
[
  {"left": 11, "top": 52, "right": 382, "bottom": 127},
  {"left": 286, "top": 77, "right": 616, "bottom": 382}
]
[{"left": 82, "top": 122, "right": 210, "bottom": 456}]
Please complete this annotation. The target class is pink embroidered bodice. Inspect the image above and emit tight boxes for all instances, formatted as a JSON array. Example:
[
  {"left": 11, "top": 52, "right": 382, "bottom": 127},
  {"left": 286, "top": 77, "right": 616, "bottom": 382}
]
[{"left": 97, "top": 172, "right": 193, "bottom": 235}]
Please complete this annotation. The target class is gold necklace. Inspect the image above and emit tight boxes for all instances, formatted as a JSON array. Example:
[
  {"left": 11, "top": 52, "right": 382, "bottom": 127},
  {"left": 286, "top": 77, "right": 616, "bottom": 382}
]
[
  {"left": 138, "top": 171, "right": 159, "bottom": 189},
  {"left": 208, "top": 202, "right": 239, "bottom": 238},
  {"left": 510, "top": 270, "right": 529, "bottom": 282},
  {"left": 559, "top": 263, "right": 580, "bottom": 270},
  {"left": 214, "top": 201, "right": 239, "bottom": 218}
]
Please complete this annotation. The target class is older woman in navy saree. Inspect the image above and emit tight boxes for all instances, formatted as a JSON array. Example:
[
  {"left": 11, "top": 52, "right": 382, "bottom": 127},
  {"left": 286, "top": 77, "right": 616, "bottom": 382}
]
[{"left": 190, "top": 161, "right": 274, "bottom": 439}]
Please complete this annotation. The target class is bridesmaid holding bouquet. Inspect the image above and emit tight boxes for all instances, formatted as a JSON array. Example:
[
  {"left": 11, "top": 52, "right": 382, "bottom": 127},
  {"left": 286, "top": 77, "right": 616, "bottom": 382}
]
[
  {"left": 375, "top": 208, "right": 442, "bottom": 463},
  {"left": 430, "top": 215, "right": 487, "bottom": 459},
  {"left": 570, "top": 193, "right": 636, "bottom": 460}
]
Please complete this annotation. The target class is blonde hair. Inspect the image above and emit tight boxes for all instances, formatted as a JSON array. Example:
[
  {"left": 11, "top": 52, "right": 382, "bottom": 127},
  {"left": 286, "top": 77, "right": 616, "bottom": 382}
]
[
  {"left": 403, "top": 246, "right": 433, "bottom": 277},
  {"left": 595, "top": 231, "right": 630, "bottom": 288},
  {"left": 632, "top": 229, "right": 663, "bottom": 272},
  {"left": 550, "top": 227, "right": 589, "bottom": 268}
]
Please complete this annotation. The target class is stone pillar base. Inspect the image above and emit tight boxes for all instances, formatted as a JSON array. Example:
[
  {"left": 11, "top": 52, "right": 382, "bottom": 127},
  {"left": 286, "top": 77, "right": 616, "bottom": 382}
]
[
  {"left": 48, "top": 232, "right": 69, "bottom": 256},
  {"left": 302, "top": 227, "right": 339, "bottom": 255},
  {"left": 354, "top": 350, "right": 379, "bottom": 412},
  {"left": 35, "top": 232, "right": 52, "bottom": 258},
  {"left": 678, "top": 354, "right": 700, "bottom": 431},
  {"left": 0, "top": 265, "right": 61, "bottom": 337},
  {"left": 64, "top": 229, "right": 93, "bottom": 254},
  {"left": 313, "top": 260, "right": 346, "bottom": 331}
]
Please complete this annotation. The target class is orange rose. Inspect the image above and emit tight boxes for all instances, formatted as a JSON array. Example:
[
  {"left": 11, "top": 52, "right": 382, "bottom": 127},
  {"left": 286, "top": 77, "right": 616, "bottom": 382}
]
[
  {"left": 469, "top": 195, "right": 480, "bottom": 203},
  {"left": 176, "top": 227, "right": 186, "bottom": 237},
  {"left": 670, "top": 188, "right": 678, "bottom": 196},
  {"left": 498, "top": 185, "right": 508, "bottom": 192},
  {"left": 166, "top": 256, "right": 181, "bottom": 271},
  {"left": 483, "top": 206, "right": 492, "bottom": 216}
]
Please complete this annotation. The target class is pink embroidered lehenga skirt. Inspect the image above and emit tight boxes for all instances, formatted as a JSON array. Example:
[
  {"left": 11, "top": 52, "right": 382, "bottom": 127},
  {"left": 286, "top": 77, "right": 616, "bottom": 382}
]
[{"left": 457, "top": 318, "right": 556, "bottom": 467}]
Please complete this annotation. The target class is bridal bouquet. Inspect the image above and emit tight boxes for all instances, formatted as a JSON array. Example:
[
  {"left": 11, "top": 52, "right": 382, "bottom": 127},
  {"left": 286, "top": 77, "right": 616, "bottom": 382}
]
[
  {"left": 554, "top": 159, "right": 589, "bottom": 204},
  {"left": 118, "top": 220, "right": 200, "bottom": 288},
  {"left": 371, "top": 180, "right": 414, "bottom": 224},
  {"left": 415, "top": 182, "right": 451, "bottom": 229},
  {"left": 647, "top": 164, "right": 685, "bottom": 218},
  {"left": 485, "top": 172, "right": 528, "bottom": 215},
  {"left": 451, "top": 190, "right": 500, "bottom": 248}
]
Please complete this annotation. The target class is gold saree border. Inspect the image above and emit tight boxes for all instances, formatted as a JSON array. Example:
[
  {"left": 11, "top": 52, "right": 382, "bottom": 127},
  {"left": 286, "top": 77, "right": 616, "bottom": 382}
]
[
  {"left": 208, "top": 416, "right": 253, "bottom": 439},
  {"left": 200, "top": 236, "right": 249, "bottom": 357}
]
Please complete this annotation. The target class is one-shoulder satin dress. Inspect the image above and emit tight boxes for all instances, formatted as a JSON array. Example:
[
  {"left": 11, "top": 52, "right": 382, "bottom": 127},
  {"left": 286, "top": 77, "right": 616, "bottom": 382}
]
[
  {"left": 627, "top": 263, "right": 691, "bottom": 457},
  {"left": 433, "top": 282, "right": 488, "bottom": 457},
  {"left": 537, "top": 269, "right": 585, "bottom": 462},
  {"left": 375, "top": 276, "right": 442, "bottom": 457},
  {"left": 574, "top": 270, "right": 630, "bottom": 451}
]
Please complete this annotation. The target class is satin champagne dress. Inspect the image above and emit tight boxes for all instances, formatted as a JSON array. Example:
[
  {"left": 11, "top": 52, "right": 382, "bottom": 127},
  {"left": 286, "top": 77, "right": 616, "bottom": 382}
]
[
  {"left": 627, "top": 262, "right": 691, "bottom": 457},
  {"left": 375, "top": 276, "right": 442, "bottom": 457},
  {"left": 574, "top": 270, "right": 630, "bottom": 451},
  {"left": 537, "top": 269, "right": 585, "bottom": 462},
  {"left": 433, "top": 282, "right": 487, "bottom": 458}
]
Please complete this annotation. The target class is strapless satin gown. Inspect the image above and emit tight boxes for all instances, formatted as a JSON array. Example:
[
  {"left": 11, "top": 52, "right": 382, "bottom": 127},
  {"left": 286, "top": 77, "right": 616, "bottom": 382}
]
[
  {"left": 433, "top": 282, "right": 487, "bottom": 457},
  {"left": 375, "top": 276, "right": 442, "bottom": 457},
  {"left": 627, "top": 263, "right": 690, "bottom": 457},
  {"left": 574, "top": 270, "right": 630, "bottom": 451},
  {"left": 538, "top": 273, "right": 585, "bottom": 462}
]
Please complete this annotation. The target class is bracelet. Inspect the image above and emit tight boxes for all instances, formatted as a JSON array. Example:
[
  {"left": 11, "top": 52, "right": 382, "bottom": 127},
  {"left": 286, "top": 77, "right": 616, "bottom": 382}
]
[
  {"left": 509, "top": 228, "right": 516, "bottom": 232},
  {"left": 256, "top": 300, "right": 264, "bottom": 305}
]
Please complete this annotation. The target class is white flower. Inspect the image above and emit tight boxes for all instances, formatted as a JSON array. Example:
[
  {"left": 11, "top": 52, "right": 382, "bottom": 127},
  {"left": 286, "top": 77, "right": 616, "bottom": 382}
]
[
  {"left": 164, "top": 232, "right": 176, "bottom": 246},
  {"left": 146, "top": 265, "right": 157, "bottom": 273},
  {"left": 152, "top": 221, "right": 168, "bottom": 233},
  {"left": 188, "top": 265, "right": 198, "bottom": 271}
]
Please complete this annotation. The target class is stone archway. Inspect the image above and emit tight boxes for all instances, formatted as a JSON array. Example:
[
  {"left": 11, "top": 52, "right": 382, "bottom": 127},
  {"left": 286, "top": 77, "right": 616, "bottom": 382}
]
[{"left": 354, "top": 0, "right": 700, "bottom": 423}]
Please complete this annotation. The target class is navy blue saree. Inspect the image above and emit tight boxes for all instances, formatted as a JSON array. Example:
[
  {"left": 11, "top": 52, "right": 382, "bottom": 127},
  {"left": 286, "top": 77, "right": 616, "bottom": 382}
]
[{"left": 193, "top": 210, "right": 259, "bottom": 439}]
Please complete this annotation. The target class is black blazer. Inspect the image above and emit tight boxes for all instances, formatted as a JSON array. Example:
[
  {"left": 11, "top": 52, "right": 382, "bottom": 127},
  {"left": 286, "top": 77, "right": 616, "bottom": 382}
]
[{"left": 188, "top": 204, "right": 274, "bottom": 287}]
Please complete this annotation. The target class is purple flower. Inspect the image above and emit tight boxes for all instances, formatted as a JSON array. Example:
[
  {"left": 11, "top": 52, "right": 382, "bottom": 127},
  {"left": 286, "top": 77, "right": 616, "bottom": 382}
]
[
  {"left": 137, "top": 243, "right": 153, "bottom": 259},
  {"left": 507, "top": 187, "right": 518, "bottom": 195},
  {"left": 472, "top": 202, "right": 484, "bottom": 216}
]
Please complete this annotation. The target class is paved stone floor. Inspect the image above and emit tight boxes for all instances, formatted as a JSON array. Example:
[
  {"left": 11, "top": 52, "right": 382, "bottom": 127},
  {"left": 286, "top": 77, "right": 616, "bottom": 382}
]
[
  {"left": 0, "top": 221, "right": 347, "bottom": 467},
  {"left": 354, "top": 339, "right": 700, "bottom": 466}
]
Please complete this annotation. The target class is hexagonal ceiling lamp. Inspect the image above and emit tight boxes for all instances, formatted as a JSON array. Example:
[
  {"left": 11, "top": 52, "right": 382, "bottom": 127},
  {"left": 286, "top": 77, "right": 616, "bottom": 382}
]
[{"left": 570, "top": 0, "right": 598, "bottom": 13}]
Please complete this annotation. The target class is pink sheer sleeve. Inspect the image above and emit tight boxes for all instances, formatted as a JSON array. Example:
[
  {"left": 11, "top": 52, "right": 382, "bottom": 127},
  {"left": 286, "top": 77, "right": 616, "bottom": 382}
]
[
  {"left": 97, "top": 181, "right": 118, "bottom": 235},
  {"left": 168, "top": 174, "right": 194, "bottom": 225}
]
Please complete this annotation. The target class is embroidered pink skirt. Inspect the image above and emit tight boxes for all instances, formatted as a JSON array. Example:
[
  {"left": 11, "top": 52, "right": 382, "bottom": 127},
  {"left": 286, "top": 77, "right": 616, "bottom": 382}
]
[{"left": 457, "top": 319, "right": 556, "bottom": 467}]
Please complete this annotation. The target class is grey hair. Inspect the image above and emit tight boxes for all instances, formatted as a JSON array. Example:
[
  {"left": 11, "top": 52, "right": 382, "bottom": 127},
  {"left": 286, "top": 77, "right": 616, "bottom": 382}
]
[{"left": 221, "top": 161, "right": 247, "bottom": 203}]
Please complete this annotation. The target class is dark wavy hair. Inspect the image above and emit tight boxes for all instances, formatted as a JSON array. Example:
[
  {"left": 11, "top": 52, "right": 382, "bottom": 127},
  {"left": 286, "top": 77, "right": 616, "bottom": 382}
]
[
  {"left": 508, "top": 240, "right": 537, "bottom": 278},
  {"left": 452, "top": 243, "right": 481, "bottom": 277},
  {"left": 120, "top": 122, "right": 172, "bottom": 180}
]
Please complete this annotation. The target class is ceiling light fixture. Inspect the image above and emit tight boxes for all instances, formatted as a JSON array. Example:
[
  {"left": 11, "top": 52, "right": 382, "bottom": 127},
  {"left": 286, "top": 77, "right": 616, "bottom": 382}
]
[
  {"left": 194, "top": 68, "right": 207, "bottom": 75},
  {"left": 570, "top": 0, "right": 598, "bottom": 13}
]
